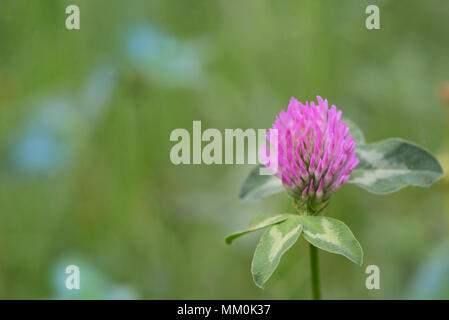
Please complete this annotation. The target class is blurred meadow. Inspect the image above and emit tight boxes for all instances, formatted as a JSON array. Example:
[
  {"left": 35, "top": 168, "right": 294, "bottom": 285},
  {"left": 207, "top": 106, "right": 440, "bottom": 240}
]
[{"left": 0, "top": 0, "right": 448, "bottom": 299}]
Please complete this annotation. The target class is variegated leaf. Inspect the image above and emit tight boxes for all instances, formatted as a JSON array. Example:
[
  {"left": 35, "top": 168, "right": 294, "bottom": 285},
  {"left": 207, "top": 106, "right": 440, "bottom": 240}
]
[
  {"left": 239, "top": 165, "right": 283, "bottom": 202},
  {"left": 251, "top": 216, "right": 303, "bottom": 288},
  {"left": 349, "top": 138, "right": 444, "bottom": 194},
  {"left": 299, "top": 216, "right": 363, "bottom": 265},
  {"left": 225, "top": 213, "right": 293, "bottom": 244}
]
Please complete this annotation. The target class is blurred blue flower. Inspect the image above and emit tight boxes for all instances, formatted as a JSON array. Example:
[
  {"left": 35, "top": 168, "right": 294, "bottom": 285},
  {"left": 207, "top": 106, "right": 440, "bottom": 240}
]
[
  {"left": 7, "top": 65, "right": 117, "bottom": 175},
  {"left": 9, "top": 98, "right": 76, "bottom": 174},
  {"left": 125, "top": 25, "right": 203, "bottom": 87},
  {"left": 407, "top": 242, "right": 449, "bottom": 299},
  {"left": 82, "top": 65, "right": 117, "bottom": 118},
  {"left": 50, "top": 255, "right": 138, "bottom": 300}
]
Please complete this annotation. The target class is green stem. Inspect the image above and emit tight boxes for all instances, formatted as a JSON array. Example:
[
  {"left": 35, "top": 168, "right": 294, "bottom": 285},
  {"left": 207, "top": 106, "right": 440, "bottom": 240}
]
[{"left": 309, "top": 244, "right": 321, "bottom": 300}]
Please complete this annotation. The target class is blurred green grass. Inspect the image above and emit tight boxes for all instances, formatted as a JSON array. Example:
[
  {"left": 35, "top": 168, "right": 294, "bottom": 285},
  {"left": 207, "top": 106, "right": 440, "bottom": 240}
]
[{"left": 0, "top": 0, "right": 448, "bottom": 299}]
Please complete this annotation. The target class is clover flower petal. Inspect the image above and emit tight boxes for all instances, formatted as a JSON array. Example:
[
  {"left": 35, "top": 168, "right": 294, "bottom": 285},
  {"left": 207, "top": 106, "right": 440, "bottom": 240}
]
[{"left": 261, "top": 96, "right": 359, "bottom": 213}]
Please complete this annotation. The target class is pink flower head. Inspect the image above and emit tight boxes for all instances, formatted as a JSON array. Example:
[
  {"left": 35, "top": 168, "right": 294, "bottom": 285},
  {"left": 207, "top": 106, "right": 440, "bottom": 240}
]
[{"left": 260, "top": 96, "right": 359, "bottom": 212}]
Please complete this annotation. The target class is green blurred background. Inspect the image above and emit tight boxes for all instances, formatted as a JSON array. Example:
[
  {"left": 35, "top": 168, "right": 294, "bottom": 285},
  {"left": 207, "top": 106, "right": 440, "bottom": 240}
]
[{"left": 0, "top": 0, "right": 448, "bottom": 299}]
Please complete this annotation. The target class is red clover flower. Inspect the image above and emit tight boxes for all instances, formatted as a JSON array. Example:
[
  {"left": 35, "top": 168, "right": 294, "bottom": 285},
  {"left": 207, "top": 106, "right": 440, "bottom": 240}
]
[{"left": 260, "top": 96, "right": 359, "bottom": 213}]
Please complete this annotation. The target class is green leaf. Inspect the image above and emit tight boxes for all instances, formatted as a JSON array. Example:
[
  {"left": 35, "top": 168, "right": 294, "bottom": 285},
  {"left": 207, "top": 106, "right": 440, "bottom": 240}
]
[
  {"left": 350, "top": 138, "right": 444, "bottom": 194},
  {"left": 239, "top": 165, "right": 284, "bottom": 202},
  {"left": 225, "top": 213, "right": 293, "bottom": 244},
  {"left": 251, "top": 216, "right": 303, "bottom": 288},
  {"left": 299, "top": 216, "right": 363, "bottom": 265},
  {"left": 343, "top": 117, "right": 366, "bottom": 145}
]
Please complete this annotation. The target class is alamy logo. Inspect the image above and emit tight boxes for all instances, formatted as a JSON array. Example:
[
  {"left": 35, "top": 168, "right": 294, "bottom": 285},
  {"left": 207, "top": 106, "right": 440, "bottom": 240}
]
[
  {"left": 169, "top": 121, "right": 279, "bottom": 175},
  {"left": 65, "top": 265, "right": 80, "bottom": 290},
  {"left": 65, "top": 5, "right": 80, "bottom": 30},
  {"left": 365, "top": 265, "right": 380, "bottom": 290},
  {"left": 365, "top": 5, "right": 380, "bottom": 30}
]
